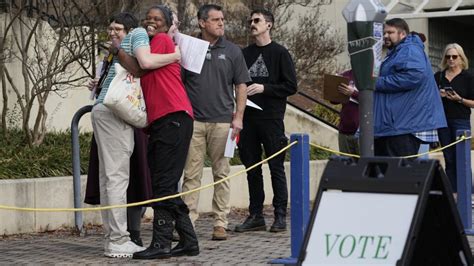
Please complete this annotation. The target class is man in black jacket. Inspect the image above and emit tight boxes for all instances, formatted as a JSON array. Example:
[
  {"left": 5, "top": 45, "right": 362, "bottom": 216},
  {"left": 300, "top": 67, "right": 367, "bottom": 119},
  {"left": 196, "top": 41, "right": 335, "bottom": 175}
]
[{"left": 235, "top": 9, "right": 297, "bottom": 233}]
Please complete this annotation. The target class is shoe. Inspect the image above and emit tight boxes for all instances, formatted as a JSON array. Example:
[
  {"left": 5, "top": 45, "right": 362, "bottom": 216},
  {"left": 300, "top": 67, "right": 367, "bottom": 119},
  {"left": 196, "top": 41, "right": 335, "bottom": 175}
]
[
  {"left": 171, "top": 205, "right": 199, "bottom": 256},
  {"left": 133, "top": 208, "right": 173, "bottom": 260},
  {"left": 171, "top": 242, "right": 200, "bottom": 257},
  {"left": 212, "top": 226, "right": 227, "bottom": 240},
  {"left": 269, "top": 215, "right": 287, "bottom": 232},
  {"left": 234, "top": 214, "right": 266, "bottom": 232},
  {"left": 104, "top": 240, "right": 146, "bottom": 258},
  {"left": 133, "top": 242, "right": 172, "bottom": 260}
]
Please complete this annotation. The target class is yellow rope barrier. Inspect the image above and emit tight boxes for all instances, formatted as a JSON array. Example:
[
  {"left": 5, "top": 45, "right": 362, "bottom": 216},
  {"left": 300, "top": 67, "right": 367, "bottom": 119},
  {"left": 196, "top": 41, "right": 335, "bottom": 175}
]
[
  {"left": 0, "top": 141, "right": 298, "bottom": 212},
  {"left": 1, "top": 134, "right": 471, "bottom": 212},
  {"left": 310, "top": 134, "right": 472, "bottom": 159},
  {"left": 310, "top": 143, "right": 360, "bottom": 158}
]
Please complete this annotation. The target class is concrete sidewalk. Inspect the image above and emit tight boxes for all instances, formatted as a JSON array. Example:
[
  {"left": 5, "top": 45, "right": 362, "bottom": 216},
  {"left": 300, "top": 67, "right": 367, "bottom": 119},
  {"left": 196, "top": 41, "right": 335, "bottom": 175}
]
[
  {"left": 0, "top": 209, "right": 291, "bottom": 265},
  {"left": 2, "top": 208, "right": 474, "bottom": 264}
]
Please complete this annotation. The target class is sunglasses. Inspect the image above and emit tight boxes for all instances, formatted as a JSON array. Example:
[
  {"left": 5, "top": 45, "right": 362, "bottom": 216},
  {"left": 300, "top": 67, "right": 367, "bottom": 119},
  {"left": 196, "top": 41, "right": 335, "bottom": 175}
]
[
  {"left": 445, "top": 55, "right": 459, "bottom": 60},
  {"left": 247, "top": 18, "right": 263, "bottom": 26},
  {"left": 206, "top": 48, "right": 211, "bottom": 61}
]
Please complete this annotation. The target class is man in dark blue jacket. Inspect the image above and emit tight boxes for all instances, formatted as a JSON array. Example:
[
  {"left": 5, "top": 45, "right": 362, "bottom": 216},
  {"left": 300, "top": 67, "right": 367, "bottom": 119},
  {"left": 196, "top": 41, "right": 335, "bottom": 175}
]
[{"left": 374, "top": 18, "right": 446, "bottom": 157}]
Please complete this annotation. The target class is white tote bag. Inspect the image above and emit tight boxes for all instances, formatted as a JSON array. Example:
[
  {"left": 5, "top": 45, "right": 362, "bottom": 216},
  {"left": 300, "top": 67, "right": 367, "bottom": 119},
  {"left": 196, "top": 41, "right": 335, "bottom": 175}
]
[{"left": 103, "top": 63, "right": 148, "bottom": 128}]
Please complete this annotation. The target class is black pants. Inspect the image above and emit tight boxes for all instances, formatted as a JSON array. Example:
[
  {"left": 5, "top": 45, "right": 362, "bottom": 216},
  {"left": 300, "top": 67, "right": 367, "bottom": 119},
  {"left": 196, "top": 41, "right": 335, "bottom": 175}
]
[
  {"left": 374, "top": 134, "right": 421, "bottom": 157},
  {"left": 238, "top": 119, "right": 288, "bottom": 216},
  {"left": 148, "top": 111, "right": 193, "bottom": 209}
]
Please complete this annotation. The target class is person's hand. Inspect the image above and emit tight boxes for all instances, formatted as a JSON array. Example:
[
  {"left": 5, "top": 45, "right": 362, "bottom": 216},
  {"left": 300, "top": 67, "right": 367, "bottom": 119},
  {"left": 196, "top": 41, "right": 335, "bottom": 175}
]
[
  {"left": 108, "top": 38, "right": 121, "bottom": 55},
  {"left": 247, "top": 83, "right": 264, "bottom": 96},
  {"left": 337, "top": 83, "right": 355, "bottom": 96},
  {"left": 231, "top": 117, "right": 243, "bottom": 140},
  {"left": 174, "top": 46, "right": 181, "bottom": 63},
  {"left": 439, "top": 89, "right": 447, "bottom": 98},
  {"left": 87, "top": 78, "right": 98, "bottom": 91},
  {"left": 445, "top": 89, "right": 463, "bottom": 102},
  {"left": 168, "top": 25, "right": 179, "bottom": 38}
]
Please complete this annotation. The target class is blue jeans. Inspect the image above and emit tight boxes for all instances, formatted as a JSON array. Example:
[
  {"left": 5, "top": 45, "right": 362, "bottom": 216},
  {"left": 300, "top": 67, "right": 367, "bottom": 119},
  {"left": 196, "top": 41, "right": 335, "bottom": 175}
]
[{"left": 438, "top": 119, "right": 471, "bottom": 193}]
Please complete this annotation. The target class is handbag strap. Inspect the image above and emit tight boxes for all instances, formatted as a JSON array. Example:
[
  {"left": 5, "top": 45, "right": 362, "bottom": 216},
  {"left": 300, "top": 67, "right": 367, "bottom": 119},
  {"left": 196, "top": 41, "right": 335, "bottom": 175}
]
[
  {"left": 438, "top": 70, "right": 445, "bottom": 89},
  {"left": 96, "top": 53, "right": 113, "bottom": 96}
]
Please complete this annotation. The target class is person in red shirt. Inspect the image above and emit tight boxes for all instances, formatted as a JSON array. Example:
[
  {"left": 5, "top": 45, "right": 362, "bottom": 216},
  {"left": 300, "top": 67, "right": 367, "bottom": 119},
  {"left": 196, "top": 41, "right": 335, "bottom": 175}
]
[{"left": 114, "top": 5, "right": 199, "bottom": 260}]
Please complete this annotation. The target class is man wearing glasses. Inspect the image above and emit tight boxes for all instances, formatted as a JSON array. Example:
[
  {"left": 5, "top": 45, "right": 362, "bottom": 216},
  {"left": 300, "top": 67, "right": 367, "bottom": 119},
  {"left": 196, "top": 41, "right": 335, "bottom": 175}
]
[
  {"left": 234, "top": 9, "right": 297, "bottom": 233},
  {"left": 374, "top": 18, "right": 446, "bottom": 156},
  {"left": 181, "top": 4, "right": 249, "bottom": 241}
]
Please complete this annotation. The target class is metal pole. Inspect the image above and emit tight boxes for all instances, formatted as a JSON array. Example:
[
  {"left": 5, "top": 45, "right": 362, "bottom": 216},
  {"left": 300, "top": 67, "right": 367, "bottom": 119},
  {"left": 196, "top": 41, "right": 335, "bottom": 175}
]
[
  {"left": 271, "top": 133, "right": 310, "bottom": 264},
  {"left": 71, "top": 105, "right": 92, "bottom": 233},
  {"left": 455, "top": 130, "right": 473, "bottom": 234},
  {"left": 359, "top": 90, "right": 374, "bottom": 156}
]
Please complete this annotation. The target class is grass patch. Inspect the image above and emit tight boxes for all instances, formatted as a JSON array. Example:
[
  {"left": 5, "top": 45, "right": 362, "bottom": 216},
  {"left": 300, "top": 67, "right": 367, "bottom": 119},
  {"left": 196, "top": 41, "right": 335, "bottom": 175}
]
[{"left": 0, "top": 129, "right": 332, "bottom": 179}]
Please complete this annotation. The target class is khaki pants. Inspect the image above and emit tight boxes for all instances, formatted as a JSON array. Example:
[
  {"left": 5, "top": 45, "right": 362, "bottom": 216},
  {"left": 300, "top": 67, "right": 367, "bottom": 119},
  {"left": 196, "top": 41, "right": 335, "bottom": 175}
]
[
  {"left": 91, "top": 104, "right": 133, "bottom": 244},
  {"left": 182, "top": 121, "right": 231, "bottom": 228}
]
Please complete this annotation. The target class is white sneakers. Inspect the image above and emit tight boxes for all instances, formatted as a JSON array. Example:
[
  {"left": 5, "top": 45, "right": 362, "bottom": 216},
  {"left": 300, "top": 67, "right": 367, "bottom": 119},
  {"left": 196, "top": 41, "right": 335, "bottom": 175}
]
[{"left": 104, "top": 240, "right": 146, "bottom": 258}]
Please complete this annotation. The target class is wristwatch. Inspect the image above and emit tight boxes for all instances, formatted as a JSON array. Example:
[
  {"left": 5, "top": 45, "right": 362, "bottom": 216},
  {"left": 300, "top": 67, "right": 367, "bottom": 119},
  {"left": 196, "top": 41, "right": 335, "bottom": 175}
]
[
  {"left": 111, "top": 46, "right": 121, "bottom": 56},
  {"left": 458, "top": 98, "right": 464, "bottom": 104}
]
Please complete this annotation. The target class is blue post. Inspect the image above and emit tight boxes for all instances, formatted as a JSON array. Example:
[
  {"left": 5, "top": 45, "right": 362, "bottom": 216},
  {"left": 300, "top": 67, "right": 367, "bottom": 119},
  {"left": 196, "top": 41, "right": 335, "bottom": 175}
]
[
  {"left": 71, "top": 105, "right": 92, "bottom": 233},
  {"left": 455, "top": 130, "right": 474, "bottom": 234},
  {"left": 271, "top": 134, "right": 310, "bottom": 264}
]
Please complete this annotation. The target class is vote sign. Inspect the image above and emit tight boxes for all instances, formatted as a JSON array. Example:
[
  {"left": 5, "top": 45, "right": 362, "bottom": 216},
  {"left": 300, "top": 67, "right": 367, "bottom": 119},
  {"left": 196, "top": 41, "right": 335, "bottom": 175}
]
[{"left": 303, "top": 192, "right": 417, "bottom": 265}]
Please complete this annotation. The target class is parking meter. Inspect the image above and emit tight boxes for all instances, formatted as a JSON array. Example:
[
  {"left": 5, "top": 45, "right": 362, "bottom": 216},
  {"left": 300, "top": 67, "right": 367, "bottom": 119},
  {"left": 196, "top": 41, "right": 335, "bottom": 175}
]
[{"left": 342, "top": 0, "right": 386, "bottom": 157}]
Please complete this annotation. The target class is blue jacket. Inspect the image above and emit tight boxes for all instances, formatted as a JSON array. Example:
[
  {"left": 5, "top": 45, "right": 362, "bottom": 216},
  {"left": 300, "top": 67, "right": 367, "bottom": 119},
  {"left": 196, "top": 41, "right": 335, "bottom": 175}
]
[{"left": 374, "top": 34, "right": 446, "bottom": 137}]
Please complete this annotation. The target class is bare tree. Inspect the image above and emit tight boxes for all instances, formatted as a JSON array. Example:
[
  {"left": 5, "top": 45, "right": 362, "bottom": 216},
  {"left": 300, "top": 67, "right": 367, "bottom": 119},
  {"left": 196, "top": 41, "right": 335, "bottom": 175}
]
[
  {"left": 1, "top": 0, "right": 97, "bottom": 146},
  {"left": 1, "top": 0, "right": 343, "bottom": 144},
  {"left": 175, "top": 0, "right": 343, "bottom": 92}
]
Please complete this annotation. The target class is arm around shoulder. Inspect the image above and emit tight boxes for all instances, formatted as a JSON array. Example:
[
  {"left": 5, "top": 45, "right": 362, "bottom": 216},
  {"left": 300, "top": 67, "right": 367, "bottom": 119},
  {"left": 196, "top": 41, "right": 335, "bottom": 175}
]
[
  {"left": 116, "top": 49, "right": 147, "bottom": 77},
  {"left": 134, "top": 46, "right": 180, "bottom": 70}
]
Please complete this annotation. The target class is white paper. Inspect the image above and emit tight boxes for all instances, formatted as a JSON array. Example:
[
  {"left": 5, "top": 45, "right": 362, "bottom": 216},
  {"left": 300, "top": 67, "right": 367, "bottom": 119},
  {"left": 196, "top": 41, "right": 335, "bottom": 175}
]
[
  {"left": 246, "top": 99, "right": 263, "bottom": 110},
  {"left": 224, "top": 128, "right": 237, "bottom": 158},
  {"left": 174, "top": 33, "right": 209, "bottom": 74}
]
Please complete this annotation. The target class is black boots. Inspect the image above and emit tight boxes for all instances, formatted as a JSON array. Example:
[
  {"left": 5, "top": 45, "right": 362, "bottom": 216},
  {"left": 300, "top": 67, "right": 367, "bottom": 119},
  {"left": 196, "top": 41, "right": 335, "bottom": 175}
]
[
  {"left": 133, "top": 208, "right": 173, "bottom": 260},
  {"left": 170, "top": 206, "right": 199, "bottom": 256},
  {"left": 234, "top": 213, "right": 286, "bottom": 232},
  {"left": 269, "top": 214, "right": 287, "bottom": 232},
  {"left": 234, "top": 214, "right": 266, "bottom": 232}
]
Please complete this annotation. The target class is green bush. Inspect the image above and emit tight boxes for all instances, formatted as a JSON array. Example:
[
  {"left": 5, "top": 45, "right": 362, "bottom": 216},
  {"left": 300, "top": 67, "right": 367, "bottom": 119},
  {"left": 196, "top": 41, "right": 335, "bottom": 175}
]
[
  {"left": 0, "top": 129, "right": 92, "bottom": 179},
  {"left": 312, "top": 103, "right": 340, "bottom": 127},
  {"left": 0, "top": 129, "right": 332, "bottom": 179}
]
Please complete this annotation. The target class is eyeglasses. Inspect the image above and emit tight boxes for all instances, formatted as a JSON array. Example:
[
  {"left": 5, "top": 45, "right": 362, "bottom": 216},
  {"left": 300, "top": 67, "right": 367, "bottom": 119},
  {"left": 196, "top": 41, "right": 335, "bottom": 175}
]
[
  {"left": 445, "top": 55, "right": 459, "bottom": 60},
  {"left": 107, "top": 27, "right": 125, "bottom": 34},
  {"left": 247, "top": 18, "right": 263, "bottom": 26}
]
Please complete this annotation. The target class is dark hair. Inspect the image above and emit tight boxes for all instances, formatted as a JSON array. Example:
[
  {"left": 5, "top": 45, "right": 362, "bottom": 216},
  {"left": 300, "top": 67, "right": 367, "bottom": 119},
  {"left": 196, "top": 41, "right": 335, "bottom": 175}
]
[
  {"left": 385, "top": 18, "right": 410, "bottom": 34},
  {"left": 109, "top": 12, "right": 138, "bottom": 32},
  {"left": 410, "top": 31, "right": 426, "bottom": 43},
  {"left": 148, "top": 5, "right": 173, "bottom": 28},
  {"left": 197, "top": 4, "right": 223, "bottom": 20},
  {"left": 251, "top": 9, "right": 274, "bottom": 24}
]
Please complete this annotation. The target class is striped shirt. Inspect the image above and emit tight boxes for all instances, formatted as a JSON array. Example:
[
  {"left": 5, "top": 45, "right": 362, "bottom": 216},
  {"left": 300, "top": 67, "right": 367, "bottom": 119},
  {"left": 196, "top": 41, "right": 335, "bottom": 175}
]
[{"left": 96, "top": 28, "right": 149, "bottom": 104}]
